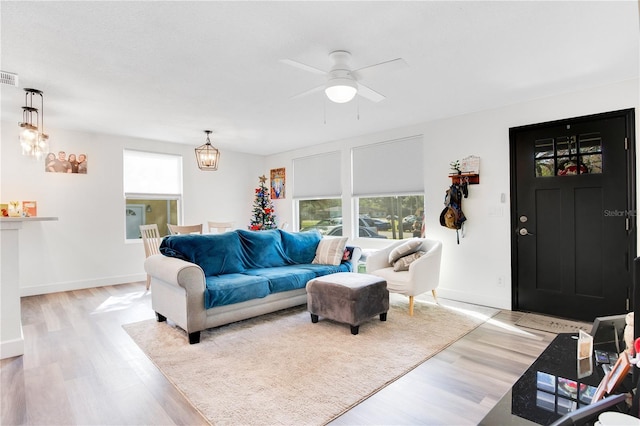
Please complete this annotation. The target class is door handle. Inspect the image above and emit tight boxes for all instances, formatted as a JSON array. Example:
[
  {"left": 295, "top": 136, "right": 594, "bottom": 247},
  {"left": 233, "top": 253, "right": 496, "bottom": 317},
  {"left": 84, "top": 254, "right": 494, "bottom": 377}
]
[{"left": 518, "top": 228, "right": 535, "bottom": 236}]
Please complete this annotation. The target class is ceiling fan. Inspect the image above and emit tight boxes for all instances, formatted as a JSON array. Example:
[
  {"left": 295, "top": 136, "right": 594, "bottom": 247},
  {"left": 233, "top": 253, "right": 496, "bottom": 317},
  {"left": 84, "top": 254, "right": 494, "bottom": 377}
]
[{"left": 281, "top": 50, "right": 407, "bottom": 104}]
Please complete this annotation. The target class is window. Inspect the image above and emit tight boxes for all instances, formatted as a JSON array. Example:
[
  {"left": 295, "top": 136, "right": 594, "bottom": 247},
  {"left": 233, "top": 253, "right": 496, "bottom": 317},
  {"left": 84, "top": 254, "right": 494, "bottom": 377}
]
[
  {"left": 535, "top": 133, "right": 603, "bottom": 177},
  {"left": 352, "top": 136, "right": 424, "bottom": 239},
  {"left": 298, "top": 198, "right": 343, "bottom": 234},
  {"left": 293, "top": 152, "right": 342, "bottom": 232},
  {"left": 358, "top": 195, "right": 424, "bottom": 239},
  {"left": 123, "top": 150, "right": 182, "bottom": 239}
]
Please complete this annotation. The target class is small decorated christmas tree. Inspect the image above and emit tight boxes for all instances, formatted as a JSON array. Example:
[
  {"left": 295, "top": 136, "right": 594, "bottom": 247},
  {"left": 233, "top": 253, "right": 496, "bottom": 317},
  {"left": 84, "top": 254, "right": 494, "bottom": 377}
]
[{"left": 249, "top": 175, "right": 277, "bottom": 230}]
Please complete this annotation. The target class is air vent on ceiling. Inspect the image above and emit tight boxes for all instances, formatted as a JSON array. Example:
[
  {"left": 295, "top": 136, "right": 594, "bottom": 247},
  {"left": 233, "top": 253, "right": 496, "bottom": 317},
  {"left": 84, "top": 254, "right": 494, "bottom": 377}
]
[{"left": 0, "top": 71, "right": 19, "bottom": 87}]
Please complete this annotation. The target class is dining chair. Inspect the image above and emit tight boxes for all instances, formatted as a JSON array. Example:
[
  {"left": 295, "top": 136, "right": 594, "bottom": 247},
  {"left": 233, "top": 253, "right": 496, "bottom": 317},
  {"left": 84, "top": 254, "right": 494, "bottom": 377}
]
[
  {"left": 167, "top": 224, "right": 203, "bottom": 235},
  {"left": 139, "top": 224, "right": 163, "bottom": 290},
  {"left": 208, "top": 221, "right": 234, "bottom": 234}
]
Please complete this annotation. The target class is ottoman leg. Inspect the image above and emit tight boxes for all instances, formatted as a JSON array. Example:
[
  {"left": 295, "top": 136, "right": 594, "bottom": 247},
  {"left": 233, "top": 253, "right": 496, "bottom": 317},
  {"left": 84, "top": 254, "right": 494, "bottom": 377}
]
[
  {"left": 380, "top": 312, "right": 387, "bottom": 321},
  {"left": 350, "top": 325, "right": 359, "bottom": 335},
  {"left": 310, "top": 313, "right": 318, "bottom": 323}
]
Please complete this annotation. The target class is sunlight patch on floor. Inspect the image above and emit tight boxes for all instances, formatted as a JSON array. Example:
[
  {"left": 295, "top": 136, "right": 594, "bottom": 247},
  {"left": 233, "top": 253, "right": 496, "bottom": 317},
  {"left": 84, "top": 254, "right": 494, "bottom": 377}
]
[
  {"left": 92, "top": 290, "right": 147, "bottom": 314},
  {"left": 414, "top": 296, "right": 540, "bottom": 339}
]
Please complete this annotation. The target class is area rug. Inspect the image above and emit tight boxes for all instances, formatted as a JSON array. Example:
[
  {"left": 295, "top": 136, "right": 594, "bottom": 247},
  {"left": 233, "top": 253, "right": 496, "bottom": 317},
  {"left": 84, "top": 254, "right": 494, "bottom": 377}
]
[
  {"left": 515, "top": 312, "right": 591, "bottom": 334},
  {"left": 123, "top": 295, "right": 495, "bottom": 426}
]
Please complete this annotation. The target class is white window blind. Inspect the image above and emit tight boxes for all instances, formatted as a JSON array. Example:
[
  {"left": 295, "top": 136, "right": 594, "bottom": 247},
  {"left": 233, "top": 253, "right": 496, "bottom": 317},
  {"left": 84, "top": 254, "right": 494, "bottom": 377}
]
[
  {"left": 352, "top": 136, "right": 424, "bottom": 196},
  {"left": 123, "top": 150, "right": 182, "bottom": 195},
  {"left": 293, "top": 151, "right": 341, "bottom": 198}
]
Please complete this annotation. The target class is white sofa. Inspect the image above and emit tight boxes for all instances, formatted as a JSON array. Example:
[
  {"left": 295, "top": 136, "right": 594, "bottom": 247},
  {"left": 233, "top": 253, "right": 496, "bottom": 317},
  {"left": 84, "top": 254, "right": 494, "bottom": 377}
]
[{"left": 366, "top": 238, "right": 442, "bottom": 315}]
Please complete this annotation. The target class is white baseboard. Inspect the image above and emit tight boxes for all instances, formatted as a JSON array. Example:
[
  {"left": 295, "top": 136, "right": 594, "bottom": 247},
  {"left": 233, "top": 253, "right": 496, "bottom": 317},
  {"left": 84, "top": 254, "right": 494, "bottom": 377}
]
[
  {"left": 20, "top": 274, "right": 146, "bottom": 297},
  {"left": 1, "top": 335, "right": 24, "bottom": 360},
  {"left": 436, "top": 287, "right": 511, "bottom": 311}
]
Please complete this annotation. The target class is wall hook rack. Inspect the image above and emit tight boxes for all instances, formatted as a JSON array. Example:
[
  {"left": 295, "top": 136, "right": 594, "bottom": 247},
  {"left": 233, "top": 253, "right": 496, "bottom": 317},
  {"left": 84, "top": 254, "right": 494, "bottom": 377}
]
[{"left": 448, "top": 155, "right": 480, "bottom": 185}]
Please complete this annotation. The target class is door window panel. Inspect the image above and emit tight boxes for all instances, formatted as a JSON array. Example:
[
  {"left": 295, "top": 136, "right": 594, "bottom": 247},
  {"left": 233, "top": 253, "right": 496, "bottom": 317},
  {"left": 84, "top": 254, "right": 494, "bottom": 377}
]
[
  {"left": 535, "top": 139, "right": 554, "bottom": 158},
  {"left": 534, "top": 133, "right": 602, "bottom": 177},
  {"left": 535, "top": 158, "right": 555, "bottom": 177}
]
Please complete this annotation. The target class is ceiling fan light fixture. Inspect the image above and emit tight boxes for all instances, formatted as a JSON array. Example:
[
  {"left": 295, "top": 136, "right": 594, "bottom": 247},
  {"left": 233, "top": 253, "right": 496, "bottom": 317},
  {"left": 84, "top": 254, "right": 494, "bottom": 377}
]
[
  {"left": 325, "top": 77, "right": 357, "bottom": 103},
  {"left": 195, "top": 130, "right": 220, "bottom": 171}
]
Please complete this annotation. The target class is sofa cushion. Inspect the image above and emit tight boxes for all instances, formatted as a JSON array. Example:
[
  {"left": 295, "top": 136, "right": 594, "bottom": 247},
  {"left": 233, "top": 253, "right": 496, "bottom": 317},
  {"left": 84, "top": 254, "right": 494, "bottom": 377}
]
[
  {"left": 237, "top": 229, "right": 288, "bottom": 268},
  {"left": 299, "top": 263, "right": 352, "bottom": 276},
  {"left": 312, "top": 237, "right": 348, "bottom": 266},
  {"left": 204, "top": 274, "right": 270, "bottom": 308},
  {"left": 243, "top": 266, "right": 317, "bottom": 293},
  {"left": 393, "top": 251, "right": 426, "bottom": 272},
  {"left": 160, "top": 233, "right": 246, "bottom": 276},
  {"left": 388, "top": 239, "right": 423, "bottom": 264},
  {"left": 279, "top": 229, "right": 322, "bottom": 264}
]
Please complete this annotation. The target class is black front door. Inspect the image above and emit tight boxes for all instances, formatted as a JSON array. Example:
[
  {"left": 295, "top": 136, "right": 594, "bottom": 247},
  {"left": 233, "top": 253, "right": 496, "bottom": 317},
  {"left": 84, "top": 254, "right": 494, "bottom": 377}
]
[{"left": 510, "top": 109, "right": 636, "bottom": 321}]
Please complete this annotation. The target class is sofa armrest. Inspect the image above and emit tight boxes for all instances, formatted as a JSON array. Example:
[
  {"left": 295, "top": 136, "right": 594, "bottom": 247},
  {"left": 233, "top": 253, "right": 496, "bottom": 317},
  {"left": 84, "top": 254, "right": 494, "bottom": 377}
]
[
  {"left": 346, "top": 245, "right": 362, "bottom": 270},
  {"left": 144, "top": 254, "right": 205, "bottom": 294},
  {"left": 145, "top": 254, "right": 207, "bottom": 335}
]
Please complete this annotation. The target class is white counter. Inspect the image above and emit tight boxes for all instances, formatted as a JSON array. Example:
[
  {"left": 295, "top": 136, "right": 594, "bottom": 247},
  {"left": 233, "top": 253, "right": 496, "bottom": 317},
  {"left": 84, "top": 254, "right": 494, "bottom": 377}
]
[{"left": 1, "top": 217, "right": 58, "bottom": 359}]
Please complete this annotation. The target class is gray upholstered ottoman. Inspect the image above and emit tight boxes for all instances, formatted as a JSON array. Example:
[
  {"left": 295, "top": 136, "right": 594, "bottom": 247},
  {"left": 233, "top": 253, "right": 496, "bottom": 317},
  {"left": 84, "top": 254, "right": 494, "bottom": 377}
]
[{"left": 306, "top": 272, "right": 389, "bottom": 335}]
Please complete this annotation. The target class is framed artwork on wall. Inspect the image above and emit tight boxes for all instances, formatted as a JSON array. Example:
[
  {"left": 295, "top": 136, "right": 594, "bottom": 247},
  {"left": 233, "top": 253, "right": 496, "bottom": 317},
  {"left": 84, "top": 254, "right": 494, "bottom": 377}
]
[
  {"left": 45, "top": 150, "right": 88, "bottom": 174},
  {"left": 270, "top": 167, "right": 285, "bottom": 199}
]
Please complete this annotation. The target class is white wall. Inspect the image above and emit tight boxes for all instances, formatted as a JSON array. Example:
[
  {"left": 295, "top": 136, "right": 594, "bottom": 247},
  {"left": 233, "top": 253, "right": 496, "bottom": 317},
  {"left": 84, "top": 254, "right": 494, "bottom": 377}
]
[
  {"left": 265, "top": 78, "right": 640, "bottom": 310},
  {"left": 3, "top": 78, "right": 637, "bottom": 305},
  {"left": 0, "top": 124, "right": 264, "bottom": 296}
]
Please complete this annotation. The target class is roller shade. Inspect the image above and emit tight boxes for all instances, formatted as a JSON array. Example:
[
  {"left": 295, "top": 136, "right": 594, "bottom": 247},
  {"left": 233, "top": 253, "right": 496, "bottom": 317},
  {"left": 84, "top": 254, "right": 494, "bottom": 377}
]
[
  {"left": 352, "top": 136, "right": 424, "bottom": 196},
  {"left": 292, "top": 151, "right": 342, "bottom": 198},
  {"left": 123, "top": 149, "right": 182, "bottom": 195}
]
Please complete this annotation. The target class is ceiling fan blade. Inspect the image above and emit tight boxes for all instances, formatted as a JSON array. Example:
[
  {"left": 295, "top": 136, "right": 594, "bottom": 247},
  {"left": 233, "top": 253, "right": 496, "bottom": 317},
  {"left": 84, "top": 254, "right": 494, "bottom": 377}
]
[
  {"left": 289, "top": 84, "right": 325, "bottom": 100},
  {"left": 357, "top": 83, "right": 386, "bottom": 103},
  {"left": 352, "top": 58, "right": 408, "bottom": 80},
  {"left": 280, "top": 59, "right": 326, "bottom": 75}
]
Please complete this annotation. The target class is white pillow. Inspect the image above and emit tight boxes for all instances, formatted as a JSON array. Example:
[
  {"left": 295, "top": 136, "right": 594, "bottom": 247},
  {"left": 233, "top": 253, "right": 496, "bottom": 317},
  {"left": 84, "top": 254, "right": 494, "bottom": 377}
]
[
  {"left": 312, "top": 237, "right": 348, "bottom": 266},
  {"left": 388, "top": 239, "right": 423, "bottom": 264},
  {"left": 393, "top": 251, "right": 426, "bottom": 272}
]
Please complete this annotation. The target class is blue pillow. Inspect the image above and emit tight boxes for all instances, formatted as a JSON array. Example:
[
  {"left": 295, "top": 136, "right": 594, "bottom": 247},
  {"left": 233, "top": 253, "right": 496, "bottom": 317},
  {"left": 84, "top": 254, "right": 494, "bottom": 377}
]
[
  {"left": 160, "top": 233, "right": 246, "bottom": 276},
  {"left": 237, "top": 229, "right": 289, "bottom": 268},
  {"left": 279, "top": 229, "right": 322, "bottom": 264}
]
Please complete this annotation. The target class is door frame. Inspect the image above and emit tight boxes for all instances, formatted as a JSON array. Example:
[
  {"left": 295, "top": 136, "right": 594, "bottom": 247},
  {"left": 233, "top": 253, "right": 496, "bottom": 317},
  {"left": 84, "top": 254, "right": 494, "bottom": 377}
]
[{"left": 509, "top": 108, "right": 637, "bottom": 314}]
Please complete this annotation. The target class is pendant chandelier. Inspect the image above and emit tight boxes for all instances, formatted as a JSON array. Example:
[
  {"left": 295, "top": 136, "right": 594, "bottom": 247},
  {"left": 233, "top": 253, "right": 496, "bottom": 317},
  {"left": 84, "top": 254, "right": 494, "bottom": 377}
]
[
  {"left": 18, "top": 88, "right": 49, "bottom": 159},
  {"left": 195, "top": 130, "right": 220, "bottom": 171}
]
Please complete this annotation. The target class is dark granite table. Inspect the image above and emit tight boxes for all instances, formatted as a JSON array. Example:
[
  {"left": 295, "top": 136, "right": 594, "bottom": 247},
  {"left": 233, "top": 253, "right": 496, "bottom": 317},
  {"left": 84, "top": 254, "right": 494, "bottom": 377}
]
[{"left": 480, "top": 333, "right": 623, "bottom": 425}]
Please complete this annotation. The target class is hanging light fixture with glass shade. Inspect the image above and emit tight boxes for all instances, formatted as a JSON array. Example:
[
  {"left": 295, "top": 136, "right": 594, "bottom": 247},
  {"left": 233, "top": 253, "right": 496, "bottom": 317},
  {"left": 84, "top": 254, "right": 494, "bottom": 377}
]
[
  {"left": 195, "top": 130, "right": 220, "bottom": 171},
  {"left": 18, "top": 88, "right": 49, "bottom": 159}
]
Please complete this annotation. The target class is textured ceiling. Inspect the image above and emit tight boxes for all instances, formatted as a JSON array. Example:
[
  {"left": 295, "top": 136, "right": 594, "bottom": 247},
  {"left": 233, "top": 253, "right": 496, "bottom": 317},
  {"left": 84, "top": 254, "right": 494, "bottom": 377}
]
[{"left": 1, "top": 1, "right": 638, "bottom": 155}]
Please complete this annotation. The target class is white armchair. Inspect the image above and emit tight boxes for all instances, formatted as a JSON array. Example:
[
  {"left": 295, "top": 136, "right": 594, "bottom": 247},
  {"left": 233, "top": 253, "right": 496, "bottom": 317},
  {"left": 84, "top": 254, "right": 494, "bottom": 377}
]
[{"left": 366, "top": 238, "right": 443, "bottom": 316}]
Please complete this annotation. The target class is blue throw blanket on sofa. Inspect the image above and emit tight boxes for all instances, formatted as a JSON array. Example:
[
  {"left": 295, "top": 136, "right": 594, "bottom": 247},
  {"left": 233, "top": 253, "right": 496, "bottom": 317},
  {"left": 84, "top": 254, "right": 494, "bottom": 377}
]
[{"left": 160, "top": 229, "right": 352, "bottom": 309}]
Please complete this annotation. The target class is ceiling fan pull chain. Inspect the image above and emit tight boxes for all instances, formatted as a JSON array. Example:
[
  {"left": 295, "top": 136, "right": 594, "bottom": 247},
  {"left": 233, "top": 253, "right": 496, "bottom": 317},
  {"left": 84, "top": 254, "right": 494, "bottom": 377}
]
[
  {"left": 323, "top": 97, "right": 327, "bottom": 125},
  {"left": 357, "top": 96, "right": 360, "bottom": 121}
]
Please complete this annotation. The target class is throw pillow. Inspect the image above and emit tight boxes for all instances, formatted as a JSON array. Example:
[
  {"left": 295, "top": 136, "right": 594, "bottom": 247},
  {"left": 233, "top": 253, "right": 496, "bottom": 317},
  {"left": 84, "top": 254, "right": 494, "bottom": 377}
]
[
  {"left": 343, "top": 246, "right": 355, "bottom": 262},
  {"left": 278, "top": 229, "right": 322, "bottom": 264},
  {"left": 312, "top": 237, "right": 348, "bottom": 266},
  {"left": 393, "top": 250, "right": 426, "bottom": 272},
  {"left": 388, "top": 239, "right": 423, "bottom": 264}
]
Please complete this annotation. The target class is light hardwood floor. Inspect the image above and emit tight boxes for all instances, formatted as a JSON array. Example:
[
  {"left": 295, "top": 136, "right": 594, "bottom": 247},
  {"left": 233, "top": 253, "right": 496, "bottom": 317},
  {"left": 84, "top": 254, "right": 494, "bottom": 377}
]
[{"left": 1, "top": 283, "right": 557, "bottom": 425}]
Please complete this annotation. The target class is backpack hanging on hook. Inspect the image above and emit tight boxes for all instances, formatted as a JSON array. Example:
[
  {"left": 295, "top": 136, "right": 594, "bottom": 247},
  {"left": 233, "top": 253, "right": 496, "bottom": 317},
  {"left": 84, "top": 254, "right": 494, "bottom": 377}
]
[{"left": 439, "top": 183, "right": 467, "bottom": 244}]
